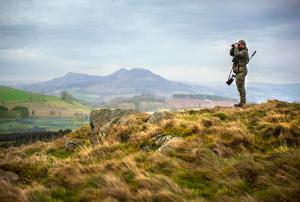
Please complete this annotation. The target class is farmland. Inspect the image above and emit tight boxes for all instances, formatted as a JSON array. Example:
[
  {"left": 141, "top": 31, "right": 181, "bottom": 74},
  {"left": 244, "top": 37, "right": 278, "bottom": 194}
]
[
  {"left": 0, "top": 117, "right": 88, "bottom": 134},
  {"left": 0, "top": 86, "right": 91, "bottom": 117}
]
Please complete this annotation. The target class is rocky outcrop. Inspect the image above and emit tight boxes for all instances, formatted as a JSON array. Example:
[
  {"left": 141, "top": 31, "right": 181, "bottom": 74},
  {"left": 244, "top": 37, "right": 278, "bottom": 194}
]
[
  {"left": 64, "top": 138, "right": 84, "bottom": 151},
  {"left": 147, "top": 112, "right": 175, "bottom": 124},
  {"left": 90, "top": 109, "right": 135, "bottom": 129},
  {"left": 89, "top": 109, "right": 137, "bottom": 144},
  {"left": 140, "top": 134, "right": 182, "bottom": 152}
]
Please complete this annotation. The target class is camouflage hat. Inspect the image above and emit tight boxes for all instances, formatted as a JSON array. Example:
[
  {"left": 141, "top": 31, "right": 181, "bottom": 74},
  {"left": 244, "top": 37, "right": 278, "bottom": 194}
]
[{"left": 238, "top": 40, "right": 246, "bottom": 46}]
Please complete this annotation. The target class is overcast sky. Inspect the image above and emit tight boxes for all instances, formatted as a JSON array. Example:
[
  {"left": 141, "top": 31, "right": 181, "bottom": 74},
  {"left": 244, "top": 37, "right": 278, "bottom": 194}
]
[{"left": 0, "top": 0, "right": 300, "bottom": 83}]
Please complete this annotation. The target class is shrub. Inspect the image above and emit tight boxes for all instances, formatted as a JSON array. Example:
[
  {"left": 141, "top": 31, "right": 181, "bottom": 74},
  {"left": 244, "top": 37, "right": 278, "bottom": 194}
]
[
  {"left": 10, "top": 106, "right": 29, "bottom": 118},
  {"left": 0, "top": 105, "right": 9, "bottom": 118},
  {"left": 60, "top": 91, "right": 73, "bottom": 103}
]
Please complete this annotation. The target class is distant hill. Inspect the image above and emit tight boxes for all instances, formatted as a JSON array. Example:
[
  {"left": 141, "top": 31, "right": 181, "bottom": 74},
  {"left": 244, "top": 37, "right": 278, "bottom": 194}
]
[
  {"left": 173, "top": 94, "right": 237, "bottom": 102},
  {"left": 18, "top": 68, "right": 300, "bottom": 103},
  {"left": 20, "top": 72, "right": 102, "bottom": 92},
  {"left": 0, "top": 86, "right": 90, "bottom": 117},
  {"left": 20, "top": 68, "right": 215, "bottom": 102},
  {"left": 208, "top": 82, "right": 300, "bottom": 103}
]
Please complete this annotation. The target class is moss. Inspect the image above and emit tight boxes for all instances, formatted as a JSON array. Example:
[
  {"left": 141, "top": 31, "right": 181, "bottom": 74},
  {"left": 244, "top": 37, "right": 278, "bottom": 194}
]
[
  {"left": 182, "top": 114, "right": 199, "bottom": 121},
  {"left": 121, "top": 170, "right": 139, "bottom": 190},
  {"left": 27, "top": 190, "right": 53, "bottom": 202},
  {"left": 161, "top": 125, "right": 198, "bottom": 137},
  {"left": 50, "top": 186, "right": 79, "bottom": 202},
  {"left": 47, "top": 148, "right": 74, "bottom": 159},
  {"left": 214, "top": 112, "right": 227, "bottom": 121},
  {"left": 172, "top": 168, "right": 218, "bottom": 199}
]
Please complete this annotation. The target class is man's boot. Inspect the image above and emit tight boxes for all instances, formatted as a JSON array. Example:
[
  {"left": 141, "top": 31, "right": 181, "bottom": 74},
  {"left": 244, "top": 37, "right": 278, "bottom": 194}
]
[{"left": 234, "top": 103, "right": 244, "bottom": 107}]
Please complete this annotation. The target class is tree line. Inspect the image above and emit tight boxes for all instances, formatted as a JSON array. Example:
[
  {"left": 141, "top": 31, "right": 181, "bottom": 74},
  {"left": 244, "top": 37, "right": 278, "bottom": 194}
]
[{"left": 0, "top": 106, "right": 30, "bottom": 118}]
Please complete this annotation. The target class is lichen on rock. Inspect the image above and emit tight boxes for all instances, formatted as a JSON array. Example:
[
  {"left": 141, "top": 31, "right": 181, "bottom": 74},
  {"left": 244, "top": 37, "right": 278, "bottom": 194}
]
[
  {"left": 147, "top": 111, "right": 175, "bottom": 124},
  {"left": 140, "top": 134, "right": 182, "bottom": 152},
  {"left": 89, "top": 109, "right": 137, "bottom": 144}
]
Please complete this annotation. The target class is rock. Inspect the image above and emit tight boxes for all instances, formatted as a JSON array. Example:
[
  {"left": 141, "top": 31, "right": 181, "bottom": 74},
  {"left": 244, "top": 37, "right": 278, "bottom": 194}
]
[
  {"left": 89, "top": 109, "right": 137, "bottom": 144},
  {"left": 90, "top": 109, "right": 135, "bottom": 130},
  {"left": 147, "top": 112, "right": 174, "bottom": 124},
  {"left": 65, "top": 138, "right": 83, "bottom": 151},
  {"left": 140, "top": 134, "right": 181, "bottom": 152},
  {"left": 212, "top": 143, "right": 233, "bottom": 158},
  {"left": 157, "top": 136, "right": 182, "bottom": 152},
  {"left": 90, "top": 119, "right": 116, "bottom": 144}
]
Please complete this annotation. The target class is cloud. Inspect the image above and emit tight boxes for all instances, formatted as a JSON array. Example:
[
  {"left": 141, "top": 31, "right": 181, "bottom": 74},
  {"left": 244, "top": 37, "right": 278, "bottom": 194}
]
[{"left": 0, "top": 0, "right": 299, "bottom": 83}]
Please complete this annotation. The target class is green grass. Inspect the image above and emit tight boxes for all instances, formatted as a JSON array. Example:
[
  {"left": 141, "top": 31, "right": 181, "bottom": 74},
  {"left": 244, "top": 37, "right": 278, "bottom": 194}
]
[
  {"left": 47, "top": 149, "right": 74, "bottom": 159},
  {"left": 0, "top": 86, "right": 91, "bottom": 117},
  {"left": 0, "top": 85, "right": 86, "bottom": 108},
  {"left": 0, "top": 86, "right": 54, "bottom": 102}
]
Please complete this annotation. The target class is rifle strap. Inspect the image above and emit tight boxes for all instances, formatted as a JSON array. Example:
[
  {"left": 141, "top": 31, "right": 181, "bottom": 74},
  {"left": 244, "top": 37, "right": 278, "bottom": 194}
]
[{"left": 228, "top": 69, "right": 233, "bottom": 81}]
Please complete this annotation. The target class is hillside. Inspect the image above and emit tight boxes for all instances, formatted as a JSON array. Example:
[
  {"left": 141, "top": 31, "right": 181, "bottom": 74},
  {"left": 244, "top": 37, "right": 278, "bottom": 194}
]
[
  {"left": 20, "top": 68, "right": 214, "bottom": 102},
  {"left": 0, "top": 100, "right": 299, "bottom": 201},
  {"left": 0, "top": 86, "right": 90, "bottom": 117},
  {"left": 0, "top": 86, "right": 51, "bottom": 103}
]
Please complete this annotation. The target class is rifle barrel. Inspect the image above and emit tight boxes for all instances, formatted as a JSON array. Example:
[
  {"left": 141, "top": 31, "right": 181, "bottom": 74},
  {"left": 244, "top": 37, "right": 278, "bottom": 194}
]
[{"left": 249, "top": 50, "right": 257, "bottom": 61}]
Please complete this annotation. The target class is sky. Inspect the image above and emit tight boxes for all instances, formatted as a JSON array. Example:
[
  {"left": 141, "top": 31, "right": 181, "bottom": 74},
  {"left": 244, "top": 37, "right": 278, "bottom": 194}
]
[{"left": 0, "top": 0, "right": 300, "bottom": 83}]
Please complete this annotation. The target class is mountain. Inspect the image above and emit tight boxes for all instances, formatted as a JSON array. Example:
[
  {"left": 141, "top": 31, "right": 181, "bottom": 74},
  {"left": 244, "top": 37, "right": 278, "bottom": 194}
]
[
  {"left": 1, "top": 100, "right": 299, "bottom": 201},
  {"left": 20, "top": 68, "right": 214, "bottom": 102},
  {"left": 19, "top": 68, "right": 300, "bottom": 103},
  {"left": 20, "top": 72, "right": 102, "bottom": 93}
]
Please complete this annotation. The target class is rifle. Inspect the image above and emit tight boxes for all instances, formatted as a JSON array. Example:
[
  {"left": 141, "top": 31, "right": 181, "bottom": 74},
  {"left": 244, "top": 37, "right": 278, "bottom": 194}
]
[{"left": 226, "top": 50, "right": 257, "bottom": 85}]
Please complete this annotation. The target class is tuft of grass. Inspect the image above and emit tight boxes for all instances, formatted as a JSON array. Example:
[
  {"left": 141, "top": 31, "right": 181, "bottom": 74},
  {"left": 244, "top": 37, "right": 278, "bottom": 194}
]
[
  {"left": 0, "top": 180, "right": 27, "bottom": 202},
  {"left": 214, "top": 112, "right": 227, "bottom": 121},
  {"left": 0, "top": 158, "right": 48, "bottom": 183},
  {"left": 50, "top": 186, "right": 79, "bottom": 202},
  {"left": 47, "top": 148, "right": 74, "bottom": 159}
]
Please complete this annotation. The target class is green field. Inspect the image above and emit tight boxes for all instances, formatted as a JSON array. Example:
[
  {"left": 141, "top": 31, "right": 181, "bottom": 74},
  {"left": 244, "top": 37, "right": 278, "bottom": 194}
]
[
  {"left": 0, "top": 117, "right": 89, "bottom": 134},
  {"left": 0, "top": 86, "right": 91, "bottom": 117},
  {"left": 0, "top": 86, "right": 54, "bottom": 102}
]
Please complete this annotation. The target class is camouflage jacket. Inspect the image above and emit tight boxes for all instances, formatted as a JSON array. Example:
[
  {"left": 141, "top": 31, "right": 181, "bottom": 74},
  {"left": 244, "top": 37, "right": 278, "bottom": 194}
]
[{"left": 234, "top": 47, "right": 249, "bottom": 65}]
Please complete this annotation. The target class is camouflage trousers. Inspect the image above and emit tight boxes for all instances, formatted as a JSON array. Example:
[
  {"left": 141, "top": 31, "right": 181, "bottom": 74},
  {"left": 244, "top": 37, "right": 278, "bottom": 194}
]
[{"left": 235, "top": 65, "right": 248, "bottom": 104}]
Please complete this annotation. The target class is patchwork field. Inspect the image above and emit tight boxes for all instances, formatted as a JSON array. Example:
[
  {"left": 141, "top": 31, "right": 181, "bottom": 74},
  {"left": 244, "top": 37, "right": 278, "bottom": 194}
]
[{"left": 0, "top": 117, "right": 88, "bottom": 134}]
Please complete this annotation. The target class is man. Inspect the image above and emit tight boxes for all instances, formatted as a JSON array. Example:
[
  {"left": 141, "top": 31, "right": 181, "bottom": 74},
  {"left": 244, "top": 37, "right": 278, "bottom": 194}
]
[{"left": 233, "top": 40, "right": 249, "bottom": 107}]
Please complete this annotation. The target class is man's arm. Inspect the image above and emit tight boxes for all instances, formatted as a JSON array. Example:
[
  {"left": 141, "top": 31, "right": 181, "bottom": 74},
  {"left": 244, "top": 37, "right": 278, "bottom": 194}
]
[{"left": 234, "top": 48, "right": 248, "bottom": 57}]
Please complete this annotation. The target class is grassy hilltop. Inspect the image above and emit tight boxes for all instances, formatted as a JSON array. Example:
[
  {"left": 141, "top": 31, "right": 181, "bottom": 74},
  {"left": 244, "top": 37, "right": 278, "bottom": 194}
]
[{"left": 0, "top": 100, "right": 299, "bottom": 201}]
